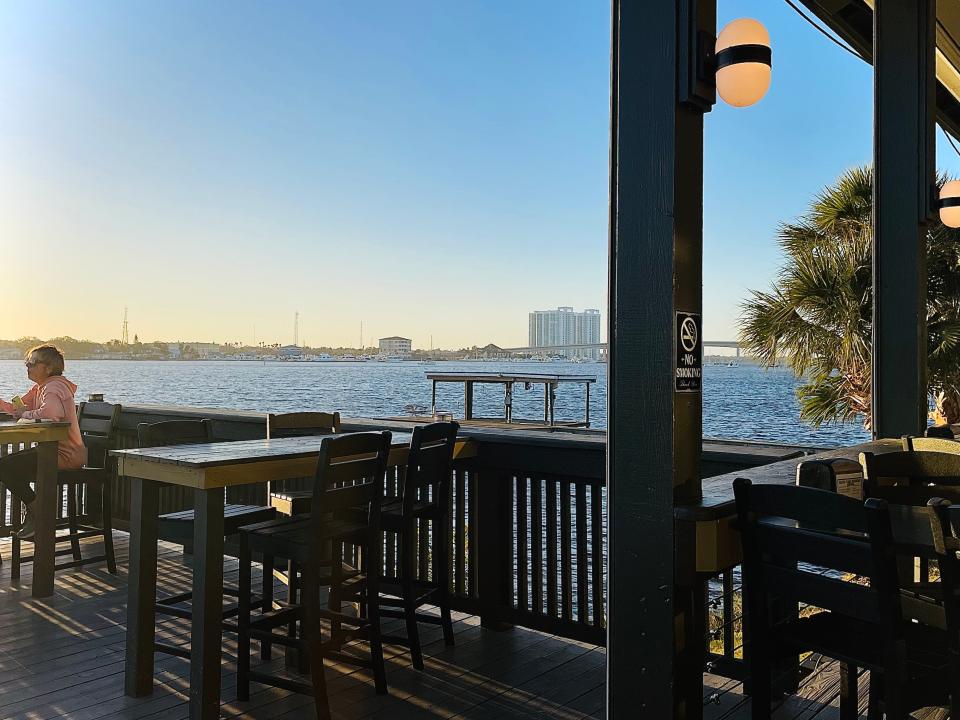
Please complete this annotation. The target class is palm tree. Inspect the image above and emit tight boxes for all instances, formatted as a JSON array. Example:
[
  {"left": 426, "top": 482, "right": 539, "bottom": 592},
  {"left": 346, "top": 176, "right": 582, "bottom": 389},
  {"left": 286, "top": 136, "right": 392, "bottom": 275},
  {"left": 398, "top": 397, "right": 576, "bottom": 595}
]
[{"left": 739, "top": 165, "right": 960, "bottom": 430}]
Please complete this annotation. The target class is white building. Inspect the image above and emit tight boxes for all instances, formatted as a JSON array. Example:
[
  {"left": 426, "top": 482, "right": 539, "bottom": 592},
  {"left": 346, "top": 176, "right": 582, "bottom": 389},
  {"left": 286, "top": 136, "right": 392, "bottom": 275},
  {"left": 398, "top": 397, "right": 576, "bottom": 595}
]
[
  {"left": 528, "top": 307, "right": 601, "bottom": 359},
  {"left": 378, "top": 336, "right": 412, "bottom": 356}
]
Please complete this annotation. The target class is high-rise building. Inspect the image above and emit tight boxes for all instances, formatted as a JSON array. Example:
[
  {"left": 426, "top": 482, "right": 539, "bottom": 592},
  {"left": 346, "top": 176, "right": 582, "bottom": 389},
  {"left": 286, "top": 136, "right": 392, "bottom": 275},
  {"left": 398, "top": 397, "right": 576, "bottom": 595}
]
[{"left": 528, "top": 307, "right": 601, "bottom": 359}]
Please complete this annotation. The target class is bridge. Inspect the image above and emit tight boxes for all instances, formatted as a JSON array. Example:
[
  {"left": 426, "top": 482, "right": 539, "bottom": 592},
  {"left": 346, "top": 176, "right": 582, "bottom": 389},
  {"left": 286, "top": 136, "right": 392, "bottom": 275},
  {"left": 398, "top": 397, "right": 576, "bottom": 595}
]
[{"left": 502, "top": 341, "right": 742, "bottom": 357}]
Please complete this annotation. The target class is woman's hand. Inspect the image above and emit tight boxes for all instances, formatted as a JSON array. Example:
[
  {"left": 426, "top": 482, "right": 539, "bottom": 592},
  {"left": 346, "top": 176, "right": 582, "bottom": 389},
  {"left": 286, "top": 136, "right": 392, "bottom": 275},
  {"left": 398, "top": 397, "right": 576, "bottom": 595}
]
[{"left": 10, "top": 406, "right": 25, "bottom": 419}]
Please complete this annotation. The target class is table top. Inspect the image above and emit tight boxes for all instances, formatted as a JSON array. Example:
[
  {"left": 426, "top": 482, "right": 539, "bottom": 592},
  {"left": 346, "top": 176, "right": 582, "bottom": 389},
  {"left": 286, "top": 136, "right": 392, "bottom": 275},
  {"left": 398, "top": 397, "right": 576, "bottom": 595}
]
[
  {"left": 0, "top": 419, "right": 71, "bottom": 444},
  {"left": 682, "top": 438, "right": 903, "bottom": 521},
  {"left": 111, "top": 432, "right": 477, "bottom": 490},
  {"left": 111, "top": 432, "right": 413, "bottom": 468}
]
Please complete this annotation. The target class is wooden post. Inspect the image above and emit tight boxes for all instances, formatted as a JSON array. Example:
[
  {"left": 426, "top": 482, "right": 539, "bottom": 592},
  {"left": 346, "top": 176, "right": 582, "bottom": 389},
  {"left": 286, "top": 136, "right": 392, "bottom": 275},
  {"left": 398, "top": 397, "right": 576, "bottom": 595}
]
[
  {"left": 31, "top": 440, "right": 59, "bottom": 598},
  {"left": 872, "top": 0, "right": 935, "bottom": 438},
  {"left": 608, "top": 0, "right": 706, "bottom": 717},
  {"left": 125, "top": 477, "right": 159, "bottom": 697}
]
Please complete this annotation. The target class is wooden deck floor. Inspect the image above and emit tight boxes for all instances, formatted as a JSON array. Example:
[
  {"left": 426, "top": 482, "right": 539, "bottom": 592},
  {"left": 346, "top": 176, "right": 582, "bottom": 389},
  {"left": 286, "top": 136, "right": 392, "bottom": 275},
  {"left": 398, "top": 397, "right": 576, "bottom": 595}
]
[
  {"left": 0, "top": 533, "right": 947, "bottom": 719},
  {"left": 0, "top": 534, "right": 604, "bottom": 720}
]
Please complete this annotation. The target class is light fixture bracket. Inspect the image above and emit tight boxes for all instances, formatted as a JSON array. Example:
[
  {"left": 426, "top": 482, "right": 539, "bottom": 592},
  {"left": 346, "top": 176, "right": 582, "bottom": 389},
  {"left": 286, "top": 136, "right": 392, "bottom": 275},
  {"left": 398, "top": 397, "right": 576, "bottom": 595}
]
[{"left": 679, "top": 0, "right": 717, "bottom": 112}]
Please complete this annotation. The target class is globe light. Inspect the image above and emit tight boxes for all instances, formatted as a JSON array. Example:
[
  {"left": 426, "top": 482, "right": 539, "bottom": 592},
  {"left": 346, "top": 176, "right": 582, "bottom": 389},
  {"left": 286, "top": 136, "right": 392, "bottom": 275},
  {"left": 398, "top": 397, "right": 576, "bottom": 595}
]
[
  {"left": 940, "top": 180, "right": 960, "bottom": 228},
  {"left": 715, "top": 18, "right": 772, "bottom": 108}
]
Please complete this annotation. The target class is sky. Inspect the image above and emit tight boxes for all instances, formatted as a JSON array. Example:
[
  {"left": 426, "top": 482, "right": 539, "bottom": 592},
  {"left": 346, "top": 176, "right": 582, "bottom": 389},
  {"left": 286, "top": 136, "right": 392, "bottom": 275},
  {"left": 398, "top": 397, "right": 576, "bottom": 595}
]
[{"left": 2, "top": 0, "right": 959, "bottom": 349}]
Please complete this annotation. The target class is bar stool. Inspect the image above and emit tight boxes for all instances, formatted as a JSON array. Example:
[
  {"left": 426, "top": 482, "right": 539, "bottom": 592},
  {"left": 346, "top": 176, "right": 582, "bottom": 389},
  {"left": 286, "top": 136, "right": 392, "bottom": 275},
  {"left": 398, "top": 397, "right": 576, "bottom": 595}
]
[
  {"left": 13, "top": 400, "right": 122, "bottom": 576},
  {"left": 378, "top": 421, "right": 459, "bottom": 668},
  {"left": 236, "top": 431, "right": 392, "bottom": 720},
  {"left": 137, "top": 419, "right": 276, "bottom": 655}
]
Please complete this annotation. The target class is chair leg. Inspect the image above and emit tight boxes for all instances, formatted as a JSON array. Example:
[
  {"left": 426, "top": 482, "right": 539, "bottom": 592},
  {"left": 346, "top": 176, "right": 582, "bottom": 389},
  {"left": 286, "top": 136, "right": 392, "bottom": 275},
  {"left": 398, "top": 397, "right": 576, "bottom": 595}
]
[
  {"left": 260, "top": 552, "right": 274, "bottom": 661},
  {"left": 284, "top": 559, "right": 298, "bottom": 669},
  {"left": 11, "top": 504, "right": 21, "bottom": 580},
  {"left": 101, "top": 480, "right": 117, "bottom": 574},
  {"left": 301, "top": 561, "right": 332, "bottom": 720},
  {"left": 367, "top": 582, "right": 388, "bottom": 694},
  {"left": 434, "top": 516, "right": 455, "bottom": 646},
  {"left": 867, "top": 671, "right": 882, "bottom": 720},
  {"left": 748, "top": 644, "right": 772, "bottom": 720},
  {"left": 402, "top": 527, "right": 423, "bottom": 670},
  {"left": 66, "top": 484, "right": 83, "bottom": 562},
  {"left": 838, "top": 663, "right": 858, "bottom": 720},
  {"left": 237, "top": 536, "right": 252, "bottom": 702}
]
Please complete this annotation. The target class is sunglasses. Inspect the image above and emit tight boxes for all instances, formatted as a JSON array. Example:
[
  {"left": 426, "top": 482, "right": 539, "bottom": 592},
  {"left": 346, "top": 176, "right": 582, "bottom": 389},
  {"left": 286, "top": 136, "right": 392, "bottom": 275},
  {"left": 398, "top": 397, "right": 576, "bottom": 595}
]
[{"left": 24, "top": 360, "right": 40, "bottom": 368}]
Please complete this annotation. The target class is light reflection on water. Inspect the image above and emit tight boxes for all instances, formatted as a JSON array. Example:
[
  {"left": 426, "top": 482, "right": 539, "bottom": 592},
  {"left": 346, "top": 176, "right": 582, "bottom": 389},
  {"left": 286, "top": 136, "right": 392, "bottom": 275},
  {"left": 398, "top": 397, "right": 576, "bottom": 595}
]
[{"left": 0, "top": 359, "right": 870, "bottom": 447}]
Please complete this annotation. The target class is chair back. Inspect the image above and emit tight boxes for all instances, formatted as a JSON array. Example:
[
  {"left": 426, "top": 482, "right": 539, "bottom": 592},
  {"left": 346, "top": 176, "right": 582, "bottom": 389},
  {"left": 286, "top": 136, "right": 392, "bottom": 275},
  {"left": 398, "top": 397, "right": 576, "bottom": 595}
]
[
  {"left": 902, "top": 434, "right": 960, "bottom": 452},
  {"left": 137, "top": 418, "right": 214, "bottom": 449},
  {"left": 860, "top": 450, "right": 960, "bottom": 504},
  {"left": 926, "top": 499, "right": 960, "bottom": 643},
  {"left": 267, "top": 412, "right": 341, "bottom": 439},
  {"left": 734, "top": 479, "right": 902, "bottom": 629},
  {"left": 925, "top": 425, "right": 956, "bottom": 439},
  {"left": 77, "top": 401, "right": 122, "bottom": 469},
  {"left": 312, "top": 431, "right": 391, "bottom": 525},
  {"left": 403, "top": 422, "right": 459, "bottom": 515}
]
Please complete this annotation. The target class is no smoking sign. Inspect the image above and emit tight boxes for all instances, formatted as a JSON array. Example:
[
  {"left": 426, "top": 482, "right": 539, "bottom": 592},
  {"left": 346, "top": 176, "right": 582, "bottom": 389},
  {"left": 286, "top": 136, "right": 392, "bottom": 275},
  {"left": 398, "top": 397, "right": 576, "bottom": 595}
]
[{"left": 675, "top": 311, "right": 702, "bottom": 392}]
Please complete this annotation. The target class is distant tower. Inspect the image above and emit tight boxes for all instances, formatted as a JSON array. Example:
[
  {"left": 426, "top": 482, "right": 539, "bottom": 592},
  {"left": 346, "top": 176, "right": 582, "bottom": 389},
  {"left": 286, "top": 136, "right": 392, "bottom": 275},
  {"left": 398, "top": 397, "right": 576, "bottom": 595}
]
[
  {"left": 294, "top": 311, "right": 299, "bottom": 347},
  {"left": 122, "top": 307, "right": 129, "bottom": 345},
  {"left": 360, "top": 321, "right": 364, "bottom": 351}
]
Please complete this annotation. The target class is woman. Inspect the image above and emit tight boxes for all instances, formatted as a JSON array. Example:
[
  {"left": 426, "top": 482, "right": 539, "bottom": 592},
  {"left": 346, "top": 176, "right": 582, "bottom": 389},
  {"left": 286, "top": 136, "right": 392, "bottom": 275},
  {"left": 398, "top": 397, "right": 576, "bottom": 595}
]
[{"left": 0, "top": 344, "right": 86, "bottom": 537}]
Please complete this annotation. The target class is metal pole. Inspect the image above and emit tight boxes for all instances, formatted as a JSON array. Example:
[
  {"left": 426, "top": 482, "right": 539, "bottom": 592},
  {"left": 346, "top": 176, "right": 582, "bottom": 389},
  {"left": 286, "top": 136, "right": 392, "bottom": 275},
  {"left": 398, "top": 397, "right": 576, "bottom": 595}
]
[{"left": 872, "top": 0, "right": 935, "bottom": 438}]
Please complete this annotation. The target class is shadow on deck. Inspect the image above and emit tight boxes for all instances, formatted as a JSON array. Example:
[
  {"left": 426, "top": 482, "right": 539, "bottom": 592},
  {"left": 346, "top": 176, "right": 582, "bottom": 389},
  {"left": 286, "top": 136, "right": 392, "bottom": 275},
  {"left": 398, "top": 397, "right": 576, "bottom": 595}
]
[{"left": 0, "top": 533, "right": 936, "bottom": 720}]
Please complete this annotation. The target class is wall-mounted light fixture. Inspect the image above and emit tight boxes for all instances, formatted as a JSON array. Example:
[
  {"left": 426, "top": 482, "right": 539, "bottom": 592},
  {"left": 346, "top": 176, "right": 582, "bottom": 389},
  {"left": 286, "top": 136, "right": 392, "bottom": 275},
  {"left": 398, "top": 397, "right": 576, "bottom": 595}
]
[
  {"left": 939, "top": 180, "right": 960, "bottom": 228},
  {"left": 715, "top": 19, "right": 772, "bottom": 108},
  {"left": 680, "top": 1, "right": 771, "bottom": 113}
]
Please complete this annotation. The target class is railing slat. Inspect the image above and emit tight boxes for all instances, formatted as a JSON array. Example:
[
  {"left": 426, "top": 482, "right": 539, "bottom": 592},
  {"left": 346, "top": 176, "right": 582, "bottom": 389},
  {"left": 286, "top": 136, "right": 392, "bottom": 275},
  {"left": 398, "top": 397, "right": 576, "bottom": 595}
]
[
  {"left": 456, "top": 467, "right": 466, "bottom": 596},
  {"left": 467, "top": 468, "right": 478, "bottom": 599},
  {"left": 591, "top": 484, "right": 604, "bottom": 627},
  {"left": 560, "top": 480, "right": 572, "bottom": 622},
  {"left": 515, "top": 476, "right": 528, "bottom": 613},
  {"left": 546, "top": 478, "right": 558, "bottom": 619},
  {"left": 576, "top": 483, "right": 588, "bottom": 624},
  {"left": 531, "top": 476, "right": 543, "bottom": 615}
]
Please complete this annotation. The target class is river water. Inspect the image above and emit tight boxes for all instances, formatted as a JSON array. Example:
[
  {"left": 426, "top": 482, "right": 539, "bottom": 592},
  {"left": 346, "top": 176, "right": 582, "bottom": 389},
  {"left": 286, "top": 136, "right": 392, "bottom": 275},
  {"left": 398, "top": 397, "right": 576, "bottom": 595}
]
[{"left": 0, "top": 359, "right": 870, "bottom": 447}]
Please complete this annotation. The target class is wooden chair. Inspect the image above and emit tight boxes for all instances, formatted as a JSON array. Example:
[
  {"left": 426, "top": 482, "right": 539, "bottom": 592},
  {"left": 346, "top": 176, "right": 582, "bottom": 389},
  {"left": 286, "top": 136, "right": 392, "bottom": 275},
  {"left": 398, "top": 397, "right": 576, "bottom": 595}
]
[
  {"left": 13, "top": 400, "right": 122, "bottom": 576},
  {"left": 236, "top": 431, "right": 392, "bottom": 720},
  {"left": 860, "top": 450, "right": 960, "bottom": 506},
  {"left": 378, "top": 421, "right": 458, "bottom": 669},
  {"left": 267, "top": 411, "right": 341, "bottom": 517},
  {"left": 925, "top": 498, "right": 960, "bottom": 716},
  {"left": 137, "top": 419, "right": 276, "bottom": 655},
  {"left": 903, "top": 434, "right": 960, "bottom": 453},
  {"left": 734, "top": 478, "right": 949, "bottom": 719}
]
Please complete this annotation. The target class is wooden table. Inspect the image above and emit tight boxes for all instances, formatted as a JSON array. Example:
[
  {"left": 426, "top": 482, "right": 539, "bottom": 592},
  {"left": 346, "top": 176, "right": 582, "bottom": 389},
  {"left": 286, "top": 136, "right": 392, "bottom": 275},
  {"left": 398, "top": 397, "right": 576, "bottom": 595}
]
[
  {"left": 0, "top": 419, "right": 70, "bottom": 598},
  {"left": 113, "top": 432, "right": 475, "bottom": 720},
  {"left": 683, "top": 438, "right": 902, "bottom": 572}
]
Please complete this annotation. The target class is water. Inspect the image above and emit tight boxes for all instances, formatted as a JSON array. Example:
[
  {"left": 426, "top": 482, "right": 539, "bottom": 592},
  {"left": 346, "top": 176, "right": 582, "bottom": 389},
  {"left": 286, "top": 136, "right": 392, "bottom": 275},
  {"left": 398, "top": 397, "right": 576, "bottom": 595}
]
[{"left": 0, "top": 359, "right": 870, "bottom": 447}]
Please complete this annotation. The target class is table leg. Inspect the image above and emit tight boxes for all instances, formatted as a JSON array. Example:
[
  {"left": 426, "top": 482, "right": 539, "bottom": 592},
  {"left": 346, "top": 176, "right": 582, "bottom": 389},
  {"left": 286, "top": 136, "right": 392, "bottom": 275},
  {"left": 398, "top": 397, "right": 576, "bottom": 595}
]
[
  {"left": 125, "top": 477, "right": 159, "bottom": 696},
  {"left": 31, "top": 440, "right": 59, "bottom": 598},
  {"left": 190, "top": 488, "right": 224, "bottom": 719}
]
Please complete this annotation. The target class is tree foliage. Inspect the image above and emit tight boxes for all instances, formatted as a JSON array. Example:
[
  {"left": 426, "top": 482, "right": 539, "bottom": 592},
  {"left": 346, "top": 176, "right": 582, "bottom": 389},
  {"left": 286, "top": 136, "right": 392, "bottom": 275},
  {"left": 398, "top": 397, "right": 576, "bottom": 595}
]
[{"left": 739, "top": 166, "right": 960, "bottom": 429}]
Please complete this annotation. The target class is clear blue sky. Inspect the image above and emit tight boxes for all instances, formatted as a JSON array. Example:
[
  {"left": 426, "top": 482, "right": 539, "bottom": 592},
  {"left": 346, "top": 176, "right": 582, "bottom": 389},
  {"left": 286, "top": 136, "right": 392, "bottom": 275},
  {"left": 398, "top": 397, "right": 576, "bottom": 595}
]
[{"left": 1, "top": 1, "right": 958, "bottom": 347}]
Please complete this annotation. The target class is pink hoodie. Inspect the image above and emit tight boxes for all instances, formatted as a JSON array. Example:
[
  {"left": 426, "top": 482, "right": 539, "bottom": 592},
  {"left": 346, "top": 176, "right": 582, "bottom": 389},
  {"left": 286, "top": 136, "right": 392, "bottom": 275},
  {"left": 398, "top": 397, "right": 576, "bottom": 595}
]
[{"left": 1, "top": 377, "right": 88, "bottom": 470}]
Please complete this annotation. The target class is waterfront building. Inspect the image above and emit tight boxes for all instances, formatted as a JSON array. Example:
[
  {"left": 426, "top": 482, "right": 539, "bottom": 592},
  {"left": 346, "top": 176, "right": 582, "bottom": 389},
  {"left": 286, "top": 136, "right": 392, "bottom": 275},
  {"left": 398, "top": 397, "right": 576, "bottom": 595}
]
[
  {"left": 378, "top": 336, "right": 412, "bottom": 356},
  {"left": 528, "top": 307, "right": 601, "bottom": 359}
]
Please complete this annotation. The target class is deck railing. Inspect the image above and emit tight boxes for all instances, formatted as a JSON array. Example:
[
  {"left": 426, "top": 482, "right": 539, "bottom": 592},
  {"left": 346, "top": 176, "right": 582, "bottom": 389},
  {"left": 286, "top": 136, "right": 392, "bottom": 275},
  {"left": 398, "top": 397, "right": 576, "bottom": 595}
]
[{"left": 3, "top": 403, "right": 806, "bottom": 661}]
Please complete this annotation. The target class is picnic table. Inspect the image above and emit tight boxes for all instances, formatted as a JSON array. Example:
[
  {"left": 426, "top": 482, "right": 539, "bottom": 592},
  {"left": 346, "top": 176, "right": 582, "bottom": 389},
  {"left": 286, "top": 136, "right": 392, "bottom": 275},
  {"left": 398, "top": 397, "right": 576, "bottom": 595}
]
[
  {"left": 112, "top": 432, "right": 475, "bottom": 720},
  {"left": 0, "top": 419, "right": 71, "bottom": 598}
]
